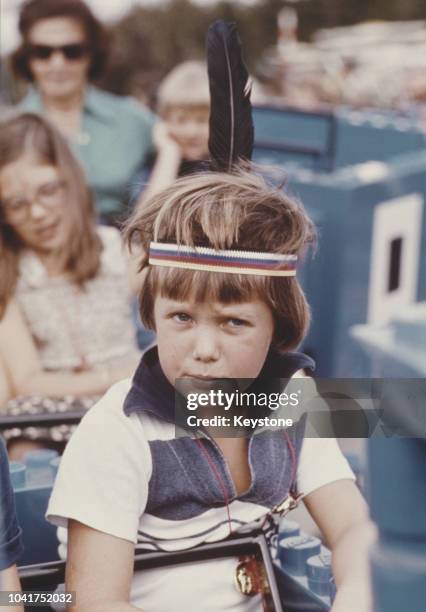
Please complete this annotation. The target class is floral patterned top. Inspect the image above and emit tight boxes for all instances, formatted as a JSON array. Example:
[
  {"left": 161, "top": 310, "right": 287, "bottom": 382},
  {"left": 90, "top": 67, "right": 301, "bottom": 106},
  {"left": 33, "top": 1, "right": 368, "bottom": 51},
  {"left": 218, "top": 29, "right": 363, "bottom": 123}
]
[{"left": 15, "top": 226, "right": 140, "bottom": 371}]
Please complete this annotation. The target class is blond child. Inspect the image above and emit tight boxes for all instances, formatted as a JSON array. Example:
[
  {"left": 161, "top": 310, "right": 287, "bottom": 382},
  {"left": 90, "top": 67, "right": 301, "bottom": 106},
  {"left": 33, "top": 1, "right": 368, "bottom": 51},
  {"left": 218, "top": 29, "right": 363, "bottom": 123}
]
[{"left": 142, "top": 61, "right": 210, "bottom": 201}]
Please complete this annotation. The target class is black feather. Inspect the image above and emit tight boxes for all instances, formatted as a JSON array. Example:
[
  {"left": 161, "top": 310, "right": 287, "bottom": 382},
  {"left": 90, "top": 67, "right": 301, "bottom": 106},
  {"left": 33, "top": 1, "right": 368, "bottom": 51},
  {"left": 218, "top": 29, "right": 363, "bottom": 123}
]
[{"left": 207, "top": 21, "right": 254, "bottom": 171}]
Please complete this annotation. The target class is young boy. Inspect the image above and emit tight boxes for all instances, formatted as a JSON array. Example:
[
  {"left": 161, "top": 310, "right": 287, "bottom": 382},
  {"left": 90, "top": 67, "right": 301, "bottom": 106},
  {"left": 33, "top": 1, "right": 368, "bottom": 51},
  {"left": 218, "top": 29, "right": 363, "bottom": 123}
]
[
  {"left": 0, "top": 438, "right": 24, "bottom": 612},
  {"left": 47, "top": 168, "right": 374, "bottom": 612},
  {"left": 142, "top": 61, "right": 210, "bottom": 201}
]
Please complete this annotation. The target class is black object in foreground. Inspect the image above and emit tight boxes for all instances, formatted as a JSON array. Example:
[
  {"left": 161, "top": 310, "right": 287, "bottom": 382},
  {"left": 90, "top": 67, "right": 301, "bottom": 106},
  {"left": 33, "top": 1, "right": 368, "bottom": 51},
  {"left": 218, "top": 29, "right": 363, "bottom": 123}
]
[
  {"left": 19, "top": 534, "right": 282, "bottom": 611},
  {"left": 207, "top": 20, "right": 254, "bottom": 171}
]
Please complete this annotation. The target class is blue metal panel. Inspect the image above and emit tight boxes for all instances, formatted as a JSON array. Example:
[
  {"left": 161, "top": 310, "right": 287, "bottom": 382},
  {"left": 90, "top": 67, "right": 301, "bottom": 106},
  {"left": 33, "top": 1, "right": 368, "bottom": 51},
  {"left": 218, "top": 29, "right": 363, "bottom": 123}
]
[
  {"left": 14, "top": 485, "right": 59, "bottom": 566},
  {"left": 351, "top": 303, "right": 426, "bottom": 377},
  {"left": 253, "top": 106, "right": 426, "bottom": 376},
  {"left": 367, "top": 439, "right": 426, "bottom": 612},
  {"left": 283, "top": 152, "right": 426, "bottom": 376},
  {"left": 253, "top": 105, "right": 336, "bottom": 171},
  {"left": 253, "top": 105, "right": 426, "bottom": 171},
  {"left": 352, "top": 308, "right": 426, "bottom": 612},
  {"left": 335, "top": 109, "right": 426, "bottom": 168},
  {"left": 10, "top": 454, "right": 60, "bottom": 566}
]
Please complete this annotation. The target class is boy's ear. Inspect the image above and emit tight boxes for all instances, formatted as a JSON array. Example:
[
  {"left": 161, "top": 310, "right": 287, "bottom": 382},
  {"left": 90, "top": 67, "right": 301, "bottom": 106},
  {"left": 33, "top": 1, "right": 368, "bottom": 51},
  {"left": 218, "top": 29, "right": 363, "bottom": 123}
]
[
  {"left": 271, "top": 328, "right": 288, "bottom": 354},
  {"left": 270, "top": 336, "right": 279, "bottom": 353}
]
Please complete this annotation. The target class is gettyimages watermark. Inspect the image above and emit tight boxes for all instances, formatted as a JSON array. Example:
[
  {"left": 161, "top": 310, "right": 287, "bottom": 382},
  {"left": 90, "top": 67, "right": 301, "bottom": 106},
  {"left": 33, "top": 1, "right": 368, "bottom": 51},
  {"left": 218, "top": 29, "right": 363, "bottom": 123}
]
[
  {"left": 174, "top": 378, "right": 426, "bottom": 438},
  {"left": 185, "top": 386, "right": 299, "bottom": 430}
]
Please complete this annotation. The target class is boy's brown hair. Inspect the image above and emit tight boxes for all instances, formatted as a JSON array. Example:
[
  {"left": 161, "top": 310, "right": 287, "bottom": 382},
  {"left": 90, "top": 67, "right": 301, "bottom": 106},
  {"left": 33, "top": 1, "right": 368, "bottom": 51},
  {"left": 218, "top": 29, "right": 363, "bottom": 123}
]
[{"left": 124, "top": 167, "right": 316, "bottom": 352}]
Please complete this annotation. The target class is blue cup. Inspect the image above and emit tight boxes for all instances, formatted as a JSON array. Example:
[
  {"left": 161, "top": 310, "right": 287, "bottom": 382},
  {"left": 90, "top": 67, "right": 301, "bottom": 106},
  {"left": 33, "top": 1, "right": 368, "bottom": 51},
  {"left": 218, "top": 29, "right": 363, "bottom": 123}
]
[
  {"left": 278, "top": 534, "right": 321, "bottom": 575},
  {"left": 278, "top": 519, "right": 301, "bottom": 544},
  {"left": 9, "top": 461, "right": 26, "bottom": 490},
  {"left": 24, "top": 449, "right": 59, "bottom": 486},
  {"left": 50, "top": 456, "right": 61, "bottom": 477},
  {"left": 307, "top": 551, "right": 335, "bottom": 599}
]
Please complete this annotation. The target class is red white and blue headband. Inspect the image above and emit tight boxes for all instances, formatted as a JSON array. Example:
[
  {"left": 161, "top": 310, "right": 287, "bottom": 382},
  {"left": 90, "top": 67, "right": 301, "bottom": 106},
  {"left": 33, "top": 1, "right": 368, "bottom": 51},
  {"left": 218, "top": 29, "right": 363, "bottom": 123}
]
[{"left": 149, "top": 242, "right": 297, "bottom": 277}]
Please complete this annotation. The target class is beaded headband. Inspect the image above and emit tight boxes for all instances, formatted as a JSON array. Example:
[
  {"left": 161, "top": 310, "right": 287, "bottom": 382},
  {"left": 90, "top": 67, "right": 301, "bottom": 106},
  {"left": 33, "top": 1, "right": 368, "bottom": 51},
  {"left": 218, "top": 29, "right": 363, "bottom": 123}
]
[{"left": 148, "top": 242, "right": 297, "bottom": 276}]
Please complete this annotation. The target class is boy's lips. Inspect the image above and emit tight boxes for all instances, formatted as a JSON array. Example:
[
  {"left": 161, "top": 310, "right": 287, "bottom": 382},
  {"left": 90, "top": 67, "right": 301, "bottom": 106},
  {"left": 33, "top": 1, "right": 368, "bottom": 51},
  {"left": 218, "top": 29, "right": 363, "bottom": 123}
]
[
  {"left": 179, "top": 375, "right": 233, "bottom": 391},
  {"left": 182, "top": 374, "right": 223, "bottom": 380},
  {"left": 181, "top": 375, "right": 220, "bottom": 387}
]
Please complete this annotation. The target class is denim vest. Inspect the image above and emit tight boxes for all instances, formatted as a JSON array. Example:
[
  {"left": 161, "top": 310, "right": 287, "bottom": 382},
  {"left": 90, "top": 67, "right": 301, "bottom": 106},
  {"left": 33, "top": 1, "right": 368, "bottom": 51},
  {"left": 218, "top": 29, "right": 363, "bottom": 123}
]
[{"left": 124, "top": 347, "right": 315, "bottom": 523}]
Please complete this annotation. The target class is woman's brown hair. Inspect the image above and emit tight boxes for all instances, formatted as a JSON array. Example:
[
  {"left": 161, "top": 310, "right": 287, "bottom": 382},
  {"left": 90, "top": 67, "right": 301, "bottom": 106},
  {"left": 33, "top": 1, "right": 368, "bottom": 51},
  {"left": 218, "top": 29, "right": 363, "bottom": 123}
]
[
  {"left": 124, "top": 167, "right": 317, "bottom": 352},
  {"left": 0, "top": 112, "right": 102, "bottom": 318},
  {"left": 11, "top": 0, "right": 109, "bottom": 82}
]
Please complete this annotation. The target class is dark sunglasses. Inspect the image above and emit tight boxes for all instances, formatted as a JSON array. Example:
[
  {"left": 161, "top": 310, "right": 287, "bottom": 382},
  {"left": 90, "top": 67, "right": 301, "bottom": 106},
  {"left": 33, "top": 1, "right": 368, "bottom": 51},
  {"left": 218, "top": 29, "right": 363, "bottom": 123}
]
[{"left": 26, "top": 43, "right": 89, "bottom": 61}]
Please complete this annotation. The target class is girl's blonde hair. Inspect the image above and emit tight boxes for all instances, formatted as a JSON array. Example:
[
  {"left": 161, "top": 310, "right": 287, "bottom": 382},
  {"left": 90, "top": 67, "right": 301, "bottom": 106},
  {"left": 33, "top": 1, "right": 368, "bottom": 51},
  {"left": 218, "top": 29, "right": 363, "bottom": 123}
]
[
  {"left": 124, "top": 166, "right": 316, "bottom": 352},
  {"left": 157, "top": 61, "right": 210, "bottom": 116},
  {"left": 0, "top": 113, "right": 102, "bottom": 317}
]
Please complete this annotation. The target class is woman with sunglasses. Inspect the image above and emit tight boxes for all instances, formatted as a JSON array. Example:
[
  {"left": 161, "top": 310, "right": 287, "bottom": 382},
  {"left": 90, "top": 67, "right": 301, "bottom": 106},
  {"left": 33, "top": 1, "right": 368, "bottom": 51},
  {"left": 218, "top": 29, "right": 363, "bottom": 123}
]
[
  {"left": 0, "top": 113, "right": 142, "bottom": 455},
  {"left": 11, "top": 0, "right": 155, "bottom": 226}
]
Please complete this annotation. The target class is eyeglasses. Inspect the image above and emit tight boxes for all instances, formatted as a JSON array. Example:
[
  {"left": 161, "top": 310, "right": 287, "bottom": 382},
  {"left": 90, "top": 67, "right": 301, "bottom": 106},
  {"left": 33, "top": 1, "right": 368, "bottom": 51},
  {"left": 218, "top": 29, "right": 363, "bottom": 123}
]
[
  {"left": 2, "top": 179, "right": 66, "bottom": 224},
  {"left": 26, "top": 43, "right": 89, "bottom": 61}
]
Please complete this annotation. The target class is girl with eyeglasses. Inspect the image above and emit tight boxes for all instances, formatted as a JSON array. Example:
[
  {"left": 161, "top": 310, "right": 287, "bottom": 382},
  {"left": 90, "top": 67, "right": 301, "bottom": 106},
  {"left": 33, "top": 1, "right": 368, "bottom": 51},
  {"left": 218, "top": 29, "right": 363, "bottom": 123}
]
[
  {"left": 11, "top": 0, "right": 155, "bottom": 226},
  {"left": 0, "top": 113, "right": 143, "bottom": 456}
]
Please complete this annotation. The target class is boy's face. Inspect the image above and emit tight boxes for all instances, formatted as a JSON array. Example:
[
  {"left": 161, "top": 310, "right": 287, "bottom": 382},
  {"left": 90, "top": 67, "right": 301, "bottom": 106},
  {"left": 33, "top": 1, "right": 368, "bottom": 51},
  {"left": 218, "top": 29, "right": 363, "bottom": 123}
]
[
  {"left": 154, "top": 296, "right": 274, "bottom": 387},
  {"left": 164, "top": 106, "right": 210, "bottom": 161}
]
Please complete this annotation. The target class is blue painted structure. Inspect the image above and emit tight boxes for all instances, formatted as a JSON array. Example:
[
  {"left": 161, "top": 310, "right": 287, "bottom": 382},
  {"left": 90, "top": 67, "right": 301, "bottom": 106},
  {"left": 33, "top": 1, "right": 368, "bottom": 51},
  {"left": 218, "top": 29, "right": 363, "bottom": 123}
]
[
  {"left": 10, "top": 453, "right": 60, "bottom": 566},
  {"left": 253, "top": 106, "right": 426, "bottom": 172},
  {"left": 351, "top": 302, "right": 426, "bottom": 377},
  {"left": 253, "top": 105, "right": 426, "bottom": 376},
  {"left": 351, "top": 304, "right": 426, "bottom": 612}
]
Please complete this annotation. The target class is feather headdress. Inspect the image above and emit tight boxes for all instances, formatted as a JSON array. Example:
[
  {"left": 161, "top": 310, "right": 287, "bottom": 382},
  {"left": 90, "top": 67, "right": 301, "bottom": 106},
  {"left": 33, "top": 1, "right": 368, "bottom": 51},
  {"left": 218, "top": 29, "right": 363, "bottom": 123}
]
[
  {"left": 207, "top": 21, "right": 254, "bottom": 171},
  {"left": 147, "top": 24, "right": 300, "bottom": 278}
]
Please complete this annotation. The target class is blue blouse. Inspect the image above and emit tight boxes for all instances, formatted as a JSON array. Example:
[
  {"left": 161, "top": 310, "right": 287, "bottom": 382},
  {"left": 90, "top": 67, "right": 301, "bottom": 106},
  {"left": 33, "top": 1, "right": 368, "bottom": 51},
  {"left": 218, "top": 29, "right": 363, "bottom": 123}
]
[{"left": 19, "top": 86, "right": 156, "bottom": 217}]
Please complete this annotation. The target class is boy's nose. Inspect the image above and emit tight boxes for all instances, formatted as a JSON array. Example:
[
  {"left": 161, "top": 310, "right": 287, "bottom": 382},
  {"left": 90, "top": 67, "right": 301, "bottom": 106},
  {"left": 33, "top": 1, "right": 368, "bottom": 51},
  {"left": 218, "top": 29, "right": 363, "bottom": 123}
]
[{"left": 192, "top": 329, "right": 220, "bottom": 363}]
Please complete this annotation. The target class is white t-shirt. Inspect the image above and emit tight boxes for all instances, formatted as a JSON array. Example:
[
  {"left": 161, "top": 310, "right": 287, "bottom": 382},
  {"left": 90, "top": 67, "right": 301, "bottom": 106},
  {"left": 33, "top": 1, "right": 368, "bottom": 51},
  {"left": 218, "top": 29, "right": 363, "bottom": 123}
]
[{"left": 47, "top": 379, "right": 354, "bottom": 611}]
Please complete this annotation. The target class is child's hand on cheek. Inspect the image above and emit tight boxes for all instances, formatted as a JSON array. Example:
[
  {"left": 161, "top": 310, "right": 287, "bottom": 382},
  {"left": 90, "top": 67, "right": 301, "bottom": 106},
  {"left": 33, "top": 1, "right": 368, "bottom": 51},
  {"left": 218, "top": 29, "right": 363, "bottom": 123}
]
[
  {"left": 138, "top": 121, "right": 183, "bottom": 202},
  {"left": 153, "top": 121, "right": 182, "bottom": 158}
]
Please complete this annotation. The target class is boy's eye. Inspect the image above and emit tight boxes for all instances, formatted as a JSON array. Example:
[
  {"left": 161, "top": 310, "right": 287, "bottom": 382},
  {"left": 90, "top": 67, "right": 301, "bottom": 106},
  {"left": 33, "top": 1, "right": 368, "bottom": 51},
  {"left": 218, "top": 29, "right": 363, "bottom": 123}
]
[
  {"left": 172, "top": 312, "right": 192, "bottom": 323},
  {"left": 227, "top": 318, "right": 248, "bottom": 328}
]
